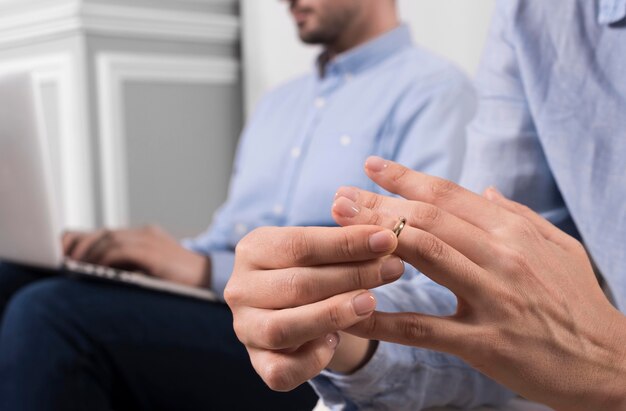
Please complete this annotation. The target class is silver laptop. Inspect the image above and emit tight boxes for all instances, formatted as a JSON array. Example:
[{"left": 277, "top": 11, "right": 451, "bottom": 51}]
[{"left": 0, "top": 72, "right": 218, "bottom": 302}]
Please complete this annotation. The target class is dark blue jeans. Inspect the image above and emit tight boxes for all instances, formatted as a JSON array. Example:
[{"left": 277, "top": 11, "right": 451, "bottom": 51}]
[{"left": 0, "top": 263, "right": 318, "bottom": 411}]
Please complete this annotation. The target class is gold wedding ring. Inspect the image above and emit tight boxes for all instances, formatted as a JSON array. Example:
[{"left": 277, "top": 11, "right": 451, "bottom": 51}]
[{"left": 393, "top": 217, "right": 407, "bottom": 238}]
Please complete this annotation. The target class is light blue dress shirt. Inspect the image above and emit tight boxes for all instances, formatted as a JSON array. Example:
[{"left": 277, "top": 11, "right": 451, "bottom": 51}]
[
  {"left": 311, "top": 1, "right": 626, "bottom": 409},
  {"left": 183, "top": 25, "right": 476, "bottom": 298}
]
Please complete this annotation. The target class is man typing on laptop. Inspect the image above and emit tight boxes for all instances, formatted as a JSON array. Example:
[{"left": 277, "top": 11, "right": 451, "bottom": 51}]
[{"left": 0, "top": 1, "right": 486, "bottom": 410}]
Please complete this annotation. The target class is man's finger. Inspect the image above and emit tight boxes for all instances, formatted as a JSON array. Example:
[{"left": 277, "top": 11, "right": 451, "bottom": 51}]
[
  {"left": 363, "top": 157, "right": 511, "bottom": 233},
  {"left": 96, "top": 246, "right": 150, "bottom": 271},
  {"left": 231, "top": 256, "right": 404, "bottom": 309},
  {"left": 236, "top": 225, "right": 398, "bottom": 270},
  {"left": 234, "top": 290, "right": 376, "bottom": 350},
  {"left": 68, "top": 230, "right": 108, "bottom": 261},
  {"left": 62, "top": 232, "right": 83, "bottom": 256},
  {"left": 247, "top": 335, "right": 338, "bottom": 392}
]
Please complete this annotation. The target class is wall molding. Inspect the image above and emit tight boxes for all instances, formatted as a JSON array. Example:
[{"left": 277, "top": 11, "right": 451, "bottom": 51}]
[
  {"left": 0, "top": 53, "right": 95, "bottom": 229},
  {"left": 0, "top": 1, "right": 239, "bottom": 48},
  {"left": 96, "top": 52, "right": 239, "bottom": 228}
]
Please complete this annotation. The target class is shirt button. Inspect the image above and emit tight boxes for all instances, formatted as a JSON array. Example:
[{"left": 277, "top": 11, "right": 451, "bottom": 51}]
[
  {"left": 291, "top": 147, "right": 301, "bottom": 158},
  {"left": 314, "top": 97, "right": 326, "bottom": 108},
  {"left": 340, "top": 135, "right": 352, "bottom": 146},
  {"left": 235, "top": 223, "right": 248, "bottom": 236},
  {"left": 273, "top": 204, "right": 284, "bottom": 216}
]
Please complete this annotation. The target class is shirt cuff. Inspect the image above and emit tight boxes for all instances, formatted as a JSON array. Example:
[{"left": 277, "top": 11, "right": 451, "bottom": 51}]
[
  {"left": 311, "top": 341, "right": 409, "bottom": 410},
  {"left": 207, "top": 250, "right": 235, "bottom": 300}
]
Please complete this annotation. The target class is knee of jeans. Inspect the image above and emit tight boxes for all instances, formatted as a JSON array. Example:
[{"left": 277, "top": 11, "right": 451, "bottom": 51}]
[{"left": 2, "top": 278, "right": 73, "bottom": 332}]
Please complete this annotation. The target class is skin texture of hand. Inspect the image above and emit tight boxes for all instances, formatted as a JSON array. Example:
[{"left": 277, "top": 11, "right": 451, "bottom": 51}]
[
  {"left": 331, "top": 156, "right": 626, "bottom": 411},
  {"left": 62, "top": 225, "right": 211, "bottom": 287},
  {"left": 223, "top": 225, "right": 405, "bottom": 391}
]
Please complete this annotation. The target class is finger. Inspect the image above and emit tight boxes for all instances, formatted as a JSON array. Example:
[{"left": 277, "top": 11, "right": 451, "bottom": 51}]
[
  {"left": 347, "top": 311, "right": 472, "bottom": 357},
  {"left": 236, "top": 225, "right": 398, "bottom": 270},
  {"left": 363, "top": 157, "right": 511, "bottom": 233},
  {"left": 68, "top": 230, "right": 108, "bottom": 261},
  {"left": 82, "top": 230, "right": 141, "bottom": 264},
  {"left": 332, "top": 192, "right": 496, "bottom": 267},
  {"left": 234, "top": 290, "right": 376, "bottom": 350},
  {"left": 483, "top": 187, "right": 579, "bottom": 250},
  {"left": 94, "top": 246, "right": 149, "bottom": 271},
  {"left": 231, "top": 256, "right": 405, "bottom": 309},
  {"left": 397, "top": 225, "right": 492, "bottom": 298},
  {"left": 332, "top": 194, "right": 490, "bottom": 298},
  {"left": 247, "top": 334, "right": 339, "bottom": 392},
  {"left": 62, "top": 231, "right": 83, "bottom": 256}
]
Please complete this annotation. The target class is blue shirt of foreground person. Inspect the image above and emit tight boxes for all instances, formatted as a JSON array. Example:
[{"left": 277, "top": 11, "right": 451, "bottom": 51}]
[
  {"left": 0, "top": 15, "right": 480, "bottom": 411},
  {"left": 300, "top": 0, "right": 626, "bottom": 409}
]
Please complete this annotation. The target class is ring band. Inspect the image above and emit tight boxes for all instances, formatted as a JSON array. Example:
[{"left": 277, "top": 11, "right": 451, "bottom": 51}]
[{"left": 393, "top": 217, "right": 407, "bottom": 238}]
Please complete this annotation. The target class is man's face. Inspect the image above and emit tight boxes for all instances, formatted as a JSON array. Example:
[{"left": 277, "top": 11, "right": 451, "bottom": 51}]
[{"left": 286, "top": 0, "right": 361, "bottom": 45}]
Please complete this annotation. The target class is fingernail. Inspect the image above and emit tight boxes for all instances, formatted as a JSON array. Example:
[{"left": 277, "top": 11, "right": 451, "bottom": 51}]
[
  {"left": 335, "top": 186, "right": 359, "bottom": 202},
  {"left": 326, "top": 332, "right": 340, "bottom": 349},
  {"left": 353, "top": 292, "right": 376, "bottom": 316},
  {"left": 333, "top": 197, "right": 360, "bottom": 218},
  {"left": 369, "top": 231, "right": 395, "bottom": 253},
  {"left": 380, "top": 257, "right": 405, "bottom": 281},
  {"left": 365, "top": 156, "right": 388, "bottom": 173}
]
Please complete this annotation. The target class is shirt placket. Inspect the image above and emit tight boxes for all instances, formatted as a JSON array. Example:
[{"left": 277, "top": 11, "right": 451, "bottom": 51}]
[{"left": 273, "top": 75, "right": 340, "bottom": 225}]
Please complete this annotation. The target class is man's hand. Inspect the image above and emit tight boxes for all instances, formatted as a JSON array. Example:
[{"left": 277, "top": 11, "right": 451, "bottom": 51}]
[
  {"left": 62, "top": 225, "right": 211, "bottom": 287},
  {"left": 224, "top": 225, "right": 404, "bottom": 391},
  {"left": 331, "top": 156, "right": 626, "bottom": 411}
]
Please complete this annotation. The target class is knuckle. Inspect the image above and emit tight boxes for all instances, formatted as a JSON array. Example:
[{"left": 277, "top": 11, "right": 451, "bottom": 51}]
[
  {"left": 505, "top": 216, "right": 537, "bottom": 241},
  {"left": 401, "top": 315, "right": 433, "bottom": 341},
  {"left": 283, "top": 230, "right": 312, "bottom": 266},
  {"left": 419, "top": 234, "right": 447, "bottom": 263},
  {"left": 428, "top": 178, "right": 459, "bottom": 202},
  {"left": 509, "top": 249, "right": 533, "bottom": 275},
  {"left": 365, "top": 210, "right": 383, "bottom": 226},
  {"left": 390, "top": 165, "right": 410, "bottom": 186},
  {"left": 348, "top": 263, "right": 369, "bottom": 290},
  {"left": 363, "top": 192, "right": 384, "bottom": 211},
  {"left": 336, "top": 231, "right": 360, "bottom": 260},
  {"left": 235, "top": 230, "right": 263, "bottom": 260},
  {"left": 223, "top": 281, "right": 240, "bottom": 307},
  {"left": 262, "top": 361, "right": 294, "bottom": 392},
  {"left": 260, "top": 317, "right": 289, "bottom": 348},
  {"left": 326, "top": 304, "right": 347, "bottom": 330},
  {"left": 285, "top": 271, "right": 316, "bottom": 302},
  {"left": 410, "top": 203, "right": 441, "bottom": 229},
  {"left": 568, "top": 238, "right": 587, "bottom": 255}
]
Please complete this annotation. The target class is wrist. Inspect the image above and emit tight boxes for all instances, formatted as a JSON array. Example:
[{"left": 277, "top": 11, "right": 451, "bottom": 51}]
[
  {"left": 173, "top": 252, "right": 212, "bottom": 288},
  {"left": 327, "top": 332, "right": 377, "bottom": 374}
]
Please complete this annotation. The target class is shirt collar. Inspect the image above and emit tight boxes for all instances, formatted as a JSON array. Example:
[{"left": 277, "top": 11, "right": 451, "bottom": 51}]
[
  {"left": 598, "top": 0, "right": 626, "bottom": 24},
  {"left": 316, "top": 24, "right": 413, "bottom": 79}
]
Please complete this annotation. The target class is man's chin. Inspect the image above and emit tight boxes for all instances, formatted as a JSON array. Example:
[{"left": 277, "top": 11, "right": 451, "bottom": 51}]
[{"left": 297, "top": 30, "right": 328, "bottom": 45}]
